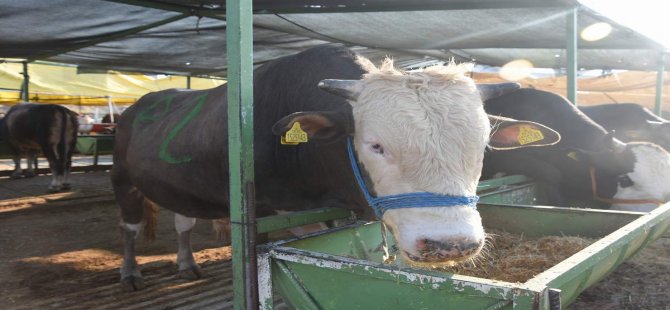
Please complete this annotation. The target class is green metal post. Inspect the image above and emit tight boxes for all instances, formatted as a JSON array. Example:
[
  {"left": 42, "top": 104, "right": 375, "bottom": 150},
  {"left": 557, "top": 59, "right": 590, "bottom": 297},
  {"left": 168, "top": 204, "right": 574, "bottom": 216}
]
[
  {"left": 654, "top": 53, "right": 665, "bottom": 117},
  {"left": 21, "top": 62, "right": 29, "bottom": 102},
  {"left": 566, "top": 7, "right": 578, "bottom": 105},
  {"left": 186, "top": 76, "right": 191, "bottom": 89},
  {"left": 226, "top": 0, "right": 257, "bottom": 309}
]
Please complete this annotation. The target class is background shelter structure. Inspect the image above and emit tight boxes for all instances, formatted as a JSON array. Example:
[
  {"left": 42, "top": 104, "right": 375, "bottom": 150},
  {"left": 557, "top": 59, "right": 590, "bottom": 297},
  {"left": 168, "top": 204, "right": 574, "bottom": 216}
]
[{"left": 2, "top": 1, "right": 670, "bottom": 309}]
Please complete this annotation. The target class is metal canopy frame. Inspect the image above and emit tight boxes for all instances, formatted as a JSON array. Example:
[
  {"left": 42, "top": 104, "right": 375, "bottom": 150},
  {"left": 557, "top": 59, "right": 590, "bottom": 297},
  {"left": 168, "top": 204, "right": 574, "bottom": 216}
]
[{"left": 10, "top": 1, "right": 667, "bottom": 309}]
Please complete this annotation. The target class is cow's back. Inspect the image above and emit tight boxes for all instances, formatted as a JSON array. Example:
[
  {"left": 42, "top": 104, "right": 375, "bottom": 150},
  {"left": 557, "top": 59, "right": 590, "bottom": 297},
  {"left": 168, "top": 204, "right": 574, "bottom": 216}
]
[
  {"left": 114, "top": 45, "right": 369, "bottom": 219},
  {"left": 3, "top": 104, "right": 78, "bottom": 150},
  {"left": 114, "top": 87, "right": 230, "bottom": 218},
  {"left": 580, "top": 103, "right": 664, "bottom": 130}
]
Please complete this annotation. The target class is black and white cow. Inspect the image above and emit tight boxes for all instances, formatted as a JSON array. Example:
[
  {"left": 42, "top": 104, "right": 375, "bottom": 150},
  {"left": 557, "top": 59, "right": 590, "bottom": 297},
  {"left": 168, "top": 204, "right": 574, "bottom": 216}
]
[
  {"left": 112, "top": 45, "right": 559, "bottom": 290},
  {"left": 483, "top": 89, "right": 670, "bottom": 211},
  {"left": 0, "top": 103, "right": 78, "bottom": 191},
  {"left": 580, "top": 103, "right": 670, "bottom": 151}
]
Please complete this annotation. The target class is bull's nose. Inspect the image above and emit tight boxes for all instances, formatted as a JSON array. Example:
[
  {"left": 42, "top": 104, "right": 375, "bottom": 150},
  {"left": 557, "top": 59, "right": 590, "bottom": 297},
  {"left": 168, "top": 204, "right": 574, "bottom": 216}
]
[{"left": 410, "top": 237, "right": 483, "bottom": 262}]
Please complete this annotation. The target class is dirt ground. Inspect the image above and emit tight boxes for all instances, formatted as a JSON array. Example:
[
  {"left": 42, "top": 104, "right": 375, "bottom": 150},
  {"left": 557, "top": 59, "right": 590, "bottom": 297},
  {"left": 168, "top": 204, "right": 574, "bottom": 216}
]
[{"left": 0, "top": 172, "right": 669, "bottom": 309}]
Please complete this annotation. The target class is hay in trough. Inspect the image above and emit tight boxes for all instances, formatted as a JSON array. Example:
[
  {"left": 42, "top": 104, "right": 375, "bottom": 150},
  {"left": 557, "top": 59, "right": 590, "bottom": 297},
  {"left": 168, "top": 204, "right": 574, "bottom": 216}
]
[{"left": 438, "top": 230, "right": 594, "bottom": 283}]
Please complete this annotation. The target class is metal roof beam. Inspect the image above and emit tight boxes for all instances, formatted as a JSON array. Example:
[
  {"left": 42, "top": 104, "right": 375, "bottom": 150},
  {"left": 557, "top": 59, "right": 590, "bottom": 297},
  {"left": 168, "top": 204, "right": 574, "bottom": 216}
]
[
  {"left": 28, "top": 13, "right": 191, "bottom": 61},
  {"left": 254, "top": 1, "right": 575, "bottom": 14},
  {"left": 105, "top": 0, "right": 226, "bottom": 20},
  {"left": 108, "top": 0, "right": 574, "bottom": 15}
]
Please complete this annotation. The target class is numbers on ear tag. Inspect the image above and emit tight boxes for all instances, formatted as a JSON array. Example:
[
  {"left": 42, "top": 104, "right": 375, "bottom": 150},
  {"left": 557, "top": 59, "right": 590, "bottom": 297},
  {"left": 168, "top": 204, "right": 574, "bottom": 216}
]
[
  {"left": 626, "top": 130, "right": 642, "bottom": 139},
  {"left": 517, "top": 125, "right": 544, "bottom": 145},
  {"left": 567, "top": 151, "right": 579, "bottom": 161},
  {"left": 281, "top": 122, "right": 308, "bottom": 145}
]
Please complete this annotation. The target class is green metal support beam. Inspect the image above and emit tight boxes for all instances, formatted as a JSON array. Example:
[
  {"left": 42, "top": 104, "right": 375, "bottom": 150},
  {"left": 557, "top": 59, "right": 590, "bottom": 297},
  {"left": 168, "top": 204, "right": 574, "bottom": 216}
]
[
  {"left": 257, "top": 208, "right": 352, "bottom": 234},
  {"left": 655, "top": 53, "right": 666, "bottom": 116},
  {"left": 226, "top": 0, "right": 256, "bottom": 309},
  {"left": 566, "top": 7, "right": 578, "bottom": 104},
  {"left": 28, "top": 13, "right": 189, "bottom": 61},
  {"left": 20, "top": 62, "right": 29, "bottom": 102},
  {"left": 186, "top": 76, "right": 191, "bottom": 89}
]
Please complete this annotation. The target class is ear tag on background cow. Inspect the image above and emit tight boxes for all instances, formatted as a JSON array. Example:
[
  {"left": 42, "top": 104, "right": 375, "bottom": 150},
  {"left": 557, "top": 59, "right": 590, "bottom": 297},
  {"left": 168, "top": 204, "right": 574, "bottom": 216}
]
[
  {"left": 567, "top": 151, "right": 579, "bottom": 161},
  {"left": 281, "top": 122, "right": 308, "bottom": 145},
  {"left": 626, "top": 130, "right": 642, "bottom": 139},
  {"left": 517, "top": 125, "right": 544, "bottom": 145}
]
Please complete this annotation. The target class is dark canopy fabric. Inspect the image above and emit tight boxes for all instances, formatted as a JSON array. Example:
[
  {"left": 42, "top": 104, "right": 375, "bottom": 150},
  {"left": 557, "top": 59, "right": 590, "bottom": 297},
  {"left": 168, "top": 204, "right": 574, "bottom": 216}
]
[{"left": 0, "top": 0, "right": 666, "bottom": 76}]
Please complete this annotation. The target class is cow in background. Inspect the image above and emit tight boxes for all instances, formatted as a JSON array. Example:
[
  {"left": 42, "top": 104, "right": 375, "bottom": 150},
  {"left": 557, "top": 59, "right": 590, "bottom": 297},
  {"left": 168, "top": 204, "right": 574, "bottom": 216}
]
[
  {"left": 580, "top": 103, "right": 670, "bottom": 151},
  {"left": 483, "top": 89, "right": 670, "bottom": 212},
  {"left": 0, "top": 104, "right": 78, "bottom": 192}
]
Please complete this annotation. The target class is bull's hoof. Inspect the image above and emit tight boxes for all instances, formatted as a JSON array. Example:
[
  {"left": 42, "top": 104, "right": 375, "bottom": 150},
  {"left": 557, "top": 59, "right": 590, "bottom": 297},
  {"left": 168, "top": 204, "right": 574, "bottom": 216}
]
[
  {"left": 23, "top": 171, "right": 36, "bottom": 178},
  {"left": 10, "top": 172, "right": 22, "bottom": 179},
  {"left": 178, "top": 266, "right": 204, "bottom": 280},
  {"left": 120, "top": 276, "right": 145, "bottom": 292},
  {"left": 61, "top": 183, "right": 72, "bottom": 190},
  {"left": 47, "top": 186, "right": 62, "bottom": 193}
]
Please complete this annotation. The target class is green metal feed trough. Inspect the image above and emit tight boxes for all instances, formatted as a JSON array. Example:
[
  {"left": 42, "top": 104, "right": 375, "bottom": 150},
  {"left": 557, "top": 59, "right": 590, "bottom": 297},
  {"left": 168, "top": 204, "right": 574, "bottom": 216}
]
[{"left": 259, "top": 177, "right": 670, "bottom": 309}]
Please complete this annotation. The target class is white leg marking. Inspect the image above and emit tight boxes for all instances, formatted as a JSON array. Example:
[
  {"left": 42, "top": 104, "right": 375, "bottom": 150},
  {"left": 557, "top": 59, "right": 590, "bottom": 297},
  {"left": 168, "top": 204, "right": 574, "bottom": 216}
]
[
  {"left": 122, "top": 222, "right": 143, "bottom": 239},
  {"left": 175, "top": 213, "right": 197, "bottom": 234}
]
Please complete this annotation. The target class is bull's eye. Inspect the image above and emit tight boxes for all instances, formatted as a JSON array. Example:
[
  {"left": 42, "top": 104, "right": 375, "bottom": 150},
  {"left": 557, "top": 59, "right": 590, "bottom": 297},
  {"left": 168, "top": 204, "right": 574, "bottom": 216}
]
[{"left": 371, "top": 143, "right": 384, "bottom": 155}]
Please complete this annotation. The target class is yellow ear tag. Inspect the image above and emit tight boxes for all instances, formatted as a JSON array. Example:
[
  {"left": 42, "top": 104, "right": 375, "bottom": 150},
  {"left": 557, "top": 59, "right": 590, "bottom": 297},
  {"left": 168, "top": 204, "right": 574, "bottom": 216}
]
[
  {"left": 567, "top": 151, "right": 578, "bottom": 161},
  {"left": 281, "top": 122, "right": 308, "bottom": 145},
  {"left": 517, "top": 125, "right": 544, "bottom": 145},
  {"left": 626, "top": 130, "right": 641, "bottom": 139}
]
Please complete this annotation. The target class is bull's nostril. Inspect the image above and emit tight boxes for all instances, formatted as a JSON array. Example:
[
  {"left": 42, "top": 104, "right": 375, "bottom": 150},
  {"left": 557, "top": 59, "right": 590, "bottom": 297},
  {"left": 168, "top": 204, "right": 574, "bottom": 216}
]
[
  {"left": 416, "top": 239, "right": 428, "bottom": 250},
  {"left": 410, "top": 238, "right": 484, "bottom": 262}
]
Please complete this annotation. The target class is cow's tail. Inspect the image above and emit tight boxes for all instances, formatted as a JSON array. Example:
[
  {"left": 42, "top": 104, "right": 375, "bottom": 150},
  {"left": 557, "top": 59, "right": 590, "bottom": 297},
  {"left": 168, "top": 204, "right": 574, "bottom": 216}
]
[
  {"left": 55, "top": 109, "right": 67, "bottom": 175},
  {"left": 142, "top": 197, "right": 160, "bottom": 241},
  {"left": 56, "top": 108, "right": 75, "bottom": 176}
]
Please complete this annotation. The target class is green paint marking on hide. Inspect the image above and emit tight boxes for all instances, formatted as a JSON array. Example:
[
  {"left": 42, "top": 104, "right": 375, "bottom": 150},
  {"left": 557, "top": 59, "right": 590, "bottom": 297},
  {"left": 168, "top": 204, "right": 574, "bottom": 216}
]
[
  {"left": 159, "top": 93, "right": 207, "bottom": 164},
  {"left": 133, "top": 94, "right": 177, "bottom": 128}
]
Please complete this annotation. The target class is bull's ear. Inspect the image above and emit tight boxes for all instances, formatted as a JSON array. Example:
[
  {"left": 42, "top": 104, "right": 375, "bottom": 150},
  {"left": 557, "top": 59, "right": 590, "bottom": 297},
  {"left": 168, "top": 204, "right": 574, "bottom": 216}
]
[
  {"left": 272, "top": 111, "right": 353, "bottom": 142},
  {"left": 488, "top": 115, "right": 561, "bottom": 150}
]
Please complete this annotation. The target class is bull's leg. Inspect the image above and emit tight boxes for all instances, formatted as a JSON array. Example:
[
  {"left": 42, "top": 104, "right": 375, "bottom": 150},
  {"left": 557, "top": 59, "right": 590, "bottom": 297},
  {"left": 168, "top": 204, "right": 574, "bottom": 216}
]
[
  {"left": 43, "top": 147, "right": 63, "bottom": 192},
  {"left": 23, "top": 152, "right": 37, "bottom": 178},
  {"left": 175, "top": 213, "right": 203, "bottom": 279},
  {"left": 10, "top": 154, "right": 22, "bottom": 179},
  {"left": 61, "top": 155, "right": 73, "bottom": 190},
  {"left": 120, "top": 221, "right": 145, "bottom": 291}
]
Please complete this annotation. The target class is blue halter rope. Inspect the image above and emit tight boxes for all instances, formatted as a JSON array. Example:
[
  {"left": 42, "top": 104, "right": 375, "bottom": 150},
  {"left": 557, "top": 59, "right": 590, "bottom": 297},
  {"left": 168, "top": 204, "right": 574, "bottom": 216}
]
[{"left": 346, "top": 138, "right": 479, "bottom": 219}]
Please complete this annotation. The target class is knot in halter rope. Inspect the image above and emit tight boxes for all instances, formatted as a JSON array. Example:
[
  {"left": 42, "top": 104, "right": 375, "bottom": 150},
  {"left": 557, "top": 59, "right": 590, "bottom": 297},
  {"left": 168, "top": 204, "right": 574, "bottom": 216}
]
[{"left": 346, "top": 138, "right": 479, "bottom": 219}]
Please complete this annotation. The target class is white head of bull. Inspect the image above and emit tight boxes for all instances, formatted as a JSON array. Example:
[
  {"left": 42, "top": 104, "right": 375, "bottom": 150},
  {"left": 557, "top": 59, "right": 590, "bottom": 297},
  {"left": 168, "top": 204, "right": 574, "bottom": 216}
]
[
  {"left": 600, "top": 138, "right": 670, "bottom": 212},
  {"left": 274, "top": 59, "right": 532, "bottom": 266}
]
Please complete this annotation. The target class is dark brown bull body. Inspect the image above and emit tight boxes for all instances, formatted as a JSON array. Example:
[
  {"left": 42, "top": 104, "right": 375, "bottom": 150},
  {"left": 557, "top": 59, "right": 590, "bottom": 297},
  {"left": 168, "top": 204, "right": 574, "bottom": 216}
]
[
  {"left": 0, "top": 103, "right": 78, "bottom": 191},
  {"left": 112, "top": 45, "right": 558, "bottom": 291},
  {"left": 483, "top": 89, "right": 668, "bottom": 208}
]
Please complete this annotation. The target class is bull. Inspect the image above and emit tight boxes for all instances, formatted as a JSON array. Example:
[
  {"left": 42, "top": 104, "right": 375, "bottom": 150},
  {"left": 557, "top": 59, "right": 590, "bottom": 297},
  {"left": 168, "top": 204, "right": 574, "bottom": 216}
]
[
  {"left": 0, "top": 103, "right": 78, "bottom": 192},
  {"left": 483, "top": 89, "right": 670, "bottom": 212},
  {"left": 112, "top": 45, "right": 558, "bottom": 291},
  {"left": 580, "top": 103, "right": 670, "bottom": 150}
]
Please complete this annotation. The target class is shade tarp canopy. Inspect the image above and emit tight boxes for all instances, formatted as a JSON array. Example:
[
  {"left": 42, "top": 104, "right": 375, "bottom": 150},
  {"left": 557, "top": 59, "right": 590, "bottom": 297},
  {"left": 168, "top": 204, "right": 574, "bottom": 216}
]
[{"left": 0, "top": 0, "right": 667, "bottom": 77}]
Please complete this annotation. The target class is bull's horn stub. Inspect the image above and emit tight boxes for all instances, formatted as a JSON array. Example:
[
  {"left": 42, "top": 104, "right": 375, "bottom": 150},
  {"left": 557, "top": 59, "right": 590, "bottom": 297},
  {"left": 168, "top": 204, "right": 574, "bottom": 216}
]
[
  {"left": 318, "top": 79, "right": 362, "bottom": 101},
  {"left": 477, "top": 82, "right": 521, "bottom": 102}
]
